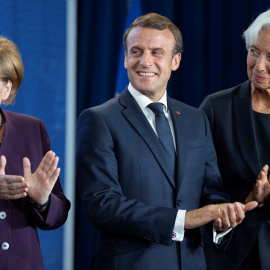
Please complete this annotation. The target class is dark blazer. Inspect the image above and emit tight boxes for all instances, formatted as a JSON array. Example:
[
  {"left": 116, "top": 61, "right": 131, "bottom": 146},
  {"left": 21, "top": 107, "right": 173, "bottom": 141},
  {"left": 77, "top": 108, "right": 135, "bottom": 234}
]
[
  {"left": 200, "top": 80, "right": 270, "bottom": 270},
  {"left": 77, "top": 88, "right": 229, "bottom": 270},
  {"left": 0, "top": 109, "right": 70, "bottom": 270}
]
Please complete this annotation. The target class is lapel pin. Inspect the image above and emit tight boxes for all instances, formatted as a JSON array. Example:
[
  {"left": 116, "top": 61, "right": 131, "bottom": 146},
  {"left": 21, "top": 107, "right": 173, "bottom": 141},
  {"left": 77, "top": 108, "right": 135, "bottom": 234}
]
[{"left": 176, "top": 111, "right": 180, "bottom": 114}]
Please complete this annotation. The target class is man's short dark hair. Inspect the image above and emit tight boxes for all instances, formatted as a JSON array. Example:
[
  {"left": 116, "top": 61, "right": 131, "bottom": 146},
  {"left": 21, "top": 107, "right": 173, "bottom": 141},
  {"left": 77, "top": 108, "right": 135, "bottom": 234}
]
[{"left": 123, "top": 13, "right": 183, "bottom": 56}]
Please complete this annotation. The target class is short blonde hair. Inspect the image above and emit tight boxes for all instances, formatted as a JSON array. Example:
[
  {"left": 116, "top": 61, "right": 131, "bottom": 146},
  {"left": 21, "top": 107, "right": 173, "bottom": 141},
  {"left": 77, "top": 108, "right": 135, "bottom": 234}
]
[{"left": 0, "top": 37, "right": 24, "bottom": 105}]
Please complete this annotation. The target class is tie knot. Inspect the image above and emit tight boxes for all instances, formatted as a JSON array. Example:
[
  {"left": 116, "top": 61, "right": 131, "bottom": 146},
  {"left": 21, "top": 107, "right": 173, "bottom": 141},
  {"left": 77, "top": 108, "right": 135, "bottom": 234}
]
[{"left": 148, "top": 102, "right": 164, "bottom": 115}]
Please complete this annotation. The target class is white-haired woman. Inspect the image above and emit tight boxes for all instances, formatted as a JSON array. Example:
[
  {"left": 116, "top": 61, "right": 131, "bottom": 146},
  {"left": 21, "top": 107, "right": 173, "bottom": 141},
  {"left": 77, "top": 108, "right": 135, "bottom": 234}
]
[{"left": 200, "top": 9, "right": 270, "bottom": 270}]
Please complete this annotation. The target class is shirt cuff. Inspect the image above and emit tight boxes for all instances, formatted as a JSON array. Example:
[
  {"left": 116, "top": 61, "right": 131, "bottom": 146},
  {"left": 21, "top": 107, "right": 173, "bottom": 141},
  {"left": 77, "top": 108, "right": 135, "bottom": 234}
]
[
  {"left": 213, "top": 225, "right": 232, "bottom": 244},
  {"left": 172, "top": 209, "right": 186, "bottom": 242}
]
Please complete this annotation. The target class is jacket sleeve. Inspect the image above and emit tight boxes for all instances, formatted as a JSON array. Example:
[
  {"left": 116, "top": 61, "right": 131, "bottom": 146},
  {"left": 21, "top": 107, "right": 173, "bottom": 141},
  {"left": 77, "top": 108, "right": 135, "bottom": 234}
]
[
  {"left": 76, "top": 108, "right": 178, "bottom": 246},
  {"left": 29, "top": 119, "right": 70, "bottom": 230},
  {"left": 199, "top": 95, "right": 215, "bottom": 129},
  {"left": 199, "top": 109, "right": 229, "bottom": 206}
]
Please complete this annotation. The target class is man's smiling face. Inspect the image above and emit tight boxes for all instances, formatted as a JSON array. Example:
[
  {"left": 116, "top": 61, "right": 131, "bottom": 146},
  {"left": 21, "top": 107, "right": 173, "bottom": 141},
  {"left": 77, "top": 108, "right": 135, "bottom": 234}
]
[{"left": 124, "top": 26, "right": 181, "bottom": 101}]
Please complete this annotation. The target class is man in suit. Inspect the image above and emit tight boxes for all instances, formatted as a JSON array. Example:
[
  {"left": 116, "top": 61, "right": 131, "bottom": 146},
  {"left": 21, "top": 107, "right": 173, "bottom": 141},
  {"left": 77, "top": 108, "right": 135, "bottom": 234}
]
[{"left": 76, "top": 13, "right": 256, "bottom": 270}]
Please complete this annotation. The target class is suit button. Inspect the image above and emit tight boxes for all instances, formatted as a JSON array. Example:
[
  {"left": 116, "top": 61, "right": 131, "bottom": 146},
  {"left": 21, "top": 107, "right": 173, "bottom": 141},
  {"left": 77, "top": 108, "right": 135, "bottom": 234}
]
[
  {"left": 0, "top": 211, "right": 6, "bottom": 219},
  {"left": 2, "top": 242, "right": 9, "bottom": 250},
  {"left": 176, "top": 200, "right": 181, "bottom": 206}
]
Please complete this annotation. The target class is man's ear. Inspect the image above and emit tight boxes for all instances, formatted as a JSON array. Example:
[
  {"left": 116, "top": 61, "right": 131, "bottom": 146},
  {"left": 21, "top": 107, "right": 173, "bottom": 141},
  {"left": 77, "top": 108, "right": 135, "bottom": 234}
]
[
  {"left": 171, "top": 53, "right": 181, "bottom": 71},
  {"left": 2, "top": 80, "right": 12, "bottom": 101}
]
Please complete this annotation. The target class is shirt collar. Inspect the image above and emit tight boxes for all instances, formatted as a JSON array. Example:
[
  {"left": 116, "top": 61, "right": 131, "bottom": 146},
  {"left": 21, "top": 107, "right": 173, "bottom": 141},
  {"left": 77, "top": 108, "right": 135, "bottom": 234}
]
[{"left": 128, "top": 83, "right": 168, "bottom": 112}]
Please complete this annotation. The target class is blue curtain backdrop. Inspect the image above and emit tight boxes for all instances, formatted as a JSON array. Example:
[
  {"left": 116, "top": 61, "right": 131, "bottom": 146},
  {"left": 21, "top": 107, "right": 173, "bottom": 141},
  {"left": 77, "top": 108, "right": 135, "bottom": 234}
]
[
  {"left": 115, "top": 0, "right": 142, "bottom": 95},
  {"left": 0, "top": 1, "right": 66, "bottom": 269},
  {"left": 76, "top": 0, "right": 270, "bottom": 269}
]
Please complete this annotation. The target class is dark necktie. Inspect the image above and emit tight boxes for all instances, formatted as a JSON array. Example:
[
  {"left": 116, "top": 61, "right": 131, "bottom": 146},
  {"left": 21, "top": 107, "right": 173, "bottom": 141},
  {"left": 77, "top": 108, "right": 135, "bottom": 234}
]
[{"left": 148, "top": 102, "right": 175, "bottom": 176}]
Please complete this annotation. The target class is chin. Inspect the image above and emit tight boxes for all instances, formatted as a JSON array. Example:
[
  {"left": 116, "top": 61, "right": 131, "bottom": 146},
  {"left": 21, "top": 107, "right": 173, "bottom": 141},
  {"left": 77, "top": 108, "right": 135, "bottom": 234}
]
[
  {"left": 139, "top": 90, "right": 155, "bottom": 96},
  {"left": 252, "top": 81, "right": 270, "bottom": 90}
]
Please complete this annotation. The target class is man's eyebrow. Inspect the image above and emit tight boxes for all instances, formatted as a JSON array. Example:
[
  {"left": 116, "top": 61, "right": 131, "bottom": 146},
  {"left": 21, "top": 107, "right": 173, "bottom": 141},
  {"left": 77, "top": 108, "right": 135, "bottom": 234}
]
[
  {"left": 151, "top": 47, "right": 165, "bottom": 51},
  {"left": 130, "top": 46, "right": 142, "bottom": 50}
]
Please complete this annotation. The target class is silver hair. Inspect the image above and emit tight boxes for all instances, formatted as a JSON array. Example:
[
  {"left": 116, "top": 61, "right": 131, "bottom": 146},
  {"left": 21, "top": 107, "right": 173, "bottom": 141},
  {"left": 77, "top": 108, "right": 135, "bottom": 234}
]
[{"left": 243, "top": 9, "right": 270, "bottom": 49}]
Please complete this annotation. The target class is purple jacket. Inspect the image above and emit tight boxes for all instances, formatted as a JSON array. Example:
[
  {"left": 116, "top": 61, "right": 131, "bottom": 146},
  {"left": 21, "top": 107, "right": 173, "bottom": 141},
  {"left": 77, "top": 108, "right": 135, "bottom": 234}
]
[{"left": 0, "top": 109, "right": 70, "bottom": 270}]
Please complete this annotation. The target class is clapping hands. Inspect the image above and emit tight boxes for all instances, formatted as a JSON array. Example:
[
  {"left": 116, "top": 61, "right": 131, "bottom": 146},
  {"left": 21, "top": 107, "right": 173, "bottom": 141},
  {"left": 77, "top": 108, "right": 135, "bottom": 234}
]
[
  {"left": 0, "top": 155, "right": 29, "bottom": 199},
  {"left": 0, "top": 151, "right": 60, "bottom": 205},
  {"left": 213, "top": 201, "right": 258, "bottom": 232},
  {"left": 245, "top": 164, "right": 270, "bottom": 208},
  {"left": 23, "top": 150, "right": 60, "bottom": 205},
  {"left": 185, "top": 201, "right": 258, "bottom": 230}
]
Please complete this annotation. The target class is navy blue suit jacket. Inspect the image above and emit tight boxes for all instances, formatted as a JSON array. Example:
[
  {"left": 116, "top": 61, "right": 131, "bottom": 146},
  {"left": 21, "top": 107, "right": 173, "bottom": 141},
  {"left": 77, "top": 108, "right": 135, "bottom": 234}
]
[
  {"left": 200, "top": 80, "right": 270, "bottom": 270},
  {"left": 77, "top": 88, "right": 228, "bottom": 270}
]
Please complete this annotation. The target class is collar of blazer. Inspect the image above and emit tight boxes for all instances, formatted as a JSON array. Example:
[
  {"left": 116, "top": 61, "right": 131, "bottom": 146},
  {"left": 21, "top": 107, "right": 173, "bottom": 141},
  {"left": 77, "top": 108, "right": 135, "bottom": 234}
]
[
  {"left": 233, "top": 80, "right": 261, "bottom": 177},
  {"left": 0, "top": 109, "right": 25, "bottom": 175},
  {"left": 167, "top": 97, "right": 188, "bottom": 190},
  {"left": 119, "top": 88, "right": 186, "bottom": 188}
]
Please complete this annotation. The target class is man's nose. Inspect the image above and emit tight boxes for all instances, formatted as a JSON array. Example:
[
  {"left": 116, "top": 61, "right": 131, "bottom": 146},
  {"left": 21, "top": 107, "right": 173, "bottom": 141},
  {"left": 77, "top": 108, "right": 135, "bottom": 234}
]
[{"left": 140, "top": 52, "right": 152, "bottom": 67}]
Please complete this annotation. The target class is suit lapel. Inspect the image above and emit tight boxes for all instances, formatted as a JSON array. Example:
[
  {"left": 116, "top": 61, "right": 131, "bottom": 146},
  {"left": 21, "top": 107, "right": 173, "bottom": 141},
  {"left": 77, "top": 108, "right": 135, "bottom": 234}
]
[
  {"left": 119, "top": 88, "right": 175, "bottom": 188},
  {"left": 167, "top": 98, "right": 187, "bottom": 192},
  {"left": 233, "top": 80, "right": 261, "bottom": 176},
  {"left": 0, "top": 110, "right": 24, "bottom": 175}
]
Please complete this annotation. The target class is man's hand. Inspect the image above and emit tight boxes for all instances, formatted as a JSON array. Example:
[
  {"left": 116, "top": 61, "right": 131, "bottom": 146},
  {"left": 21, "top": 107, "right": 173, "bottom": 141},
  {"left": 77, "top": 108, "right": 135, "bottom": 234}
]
[
  {"left": 213, "top": 201, "right": 257, "bottom": 231},
  {"left": 0, "top": 155, "right": 29, "bottom": 200},
  {"left": 245, "top": 164, "right": 270, "bottom": 207},
  {"left": 185, "top": 201, "right": 258, "bottom": 230},
  {"left": 24, "top": 150, "right": 60, "bottom": 205}
]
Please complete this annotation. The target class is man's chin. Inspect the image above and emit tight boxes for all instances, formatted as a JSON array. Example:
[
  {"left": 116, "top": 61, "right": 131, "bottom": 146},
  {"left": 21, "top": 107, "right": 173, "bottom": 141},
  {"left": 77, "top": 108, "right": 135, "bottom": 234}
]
[{"left": 140, "top": 90, "right": 155, "bottom": 96}]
